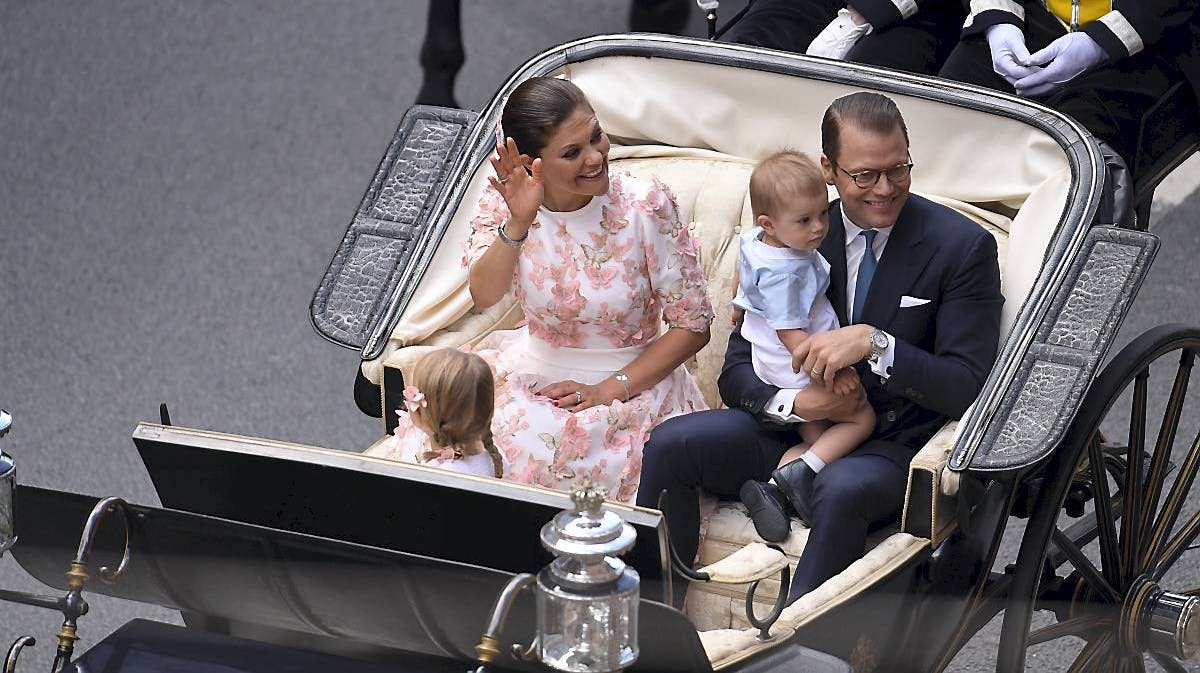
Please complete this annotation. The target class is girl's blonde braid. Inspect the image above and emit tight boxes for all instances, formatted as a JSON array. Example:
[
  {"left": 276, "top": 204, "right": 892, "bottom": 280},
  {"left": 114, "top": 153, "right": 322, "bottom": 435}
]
[{"left": 481, "top": 426, "right": 504, "bottom": 479}]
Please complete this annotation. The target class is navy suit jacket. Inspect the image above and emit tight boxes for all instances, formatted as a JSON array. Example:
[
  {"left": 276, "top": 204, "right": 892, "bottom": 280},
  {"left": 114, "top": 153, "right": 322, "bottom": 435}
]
[{"left": 718, "top": 194, "right": 1004, "bottom": 466}]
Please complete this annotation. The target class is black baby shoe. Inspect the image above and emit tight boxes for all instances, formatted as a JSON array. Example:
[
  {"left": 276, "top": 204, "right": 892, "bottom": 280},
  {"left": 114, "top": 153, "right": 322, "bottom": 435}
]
[
  {"left": 739, "top": 479, "right": 793, "bottom": 542},
  {"left": 772, "top": 458, "right": 817, "bottom": 525}
]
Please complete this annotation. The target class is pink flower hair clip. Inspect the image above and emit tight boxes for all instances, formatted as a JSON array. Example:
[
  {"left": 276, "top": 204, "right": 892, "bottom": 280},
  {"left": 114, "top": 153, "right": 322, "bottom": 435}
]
[{"left": 403, "top": 385, "right": 428, "bottom": 412}]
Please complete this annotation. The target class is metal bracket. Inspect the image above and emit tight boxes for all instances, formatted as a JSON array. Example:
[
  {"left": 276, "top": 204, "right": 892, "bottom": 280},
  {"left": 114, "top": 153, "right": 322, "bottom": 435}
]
[
  {"left": 0, "top": 496, "right": 131, "bottom": 673},
  {"left": 473, "top": 573, "right": 536, "bottom": 672},
  {"left": 3, "top": 637, "right": 34, "bottom": 673},
  {"left": 656, "top": 491, "right": 711, "bottom": 582},
  {"left": 744, "top": 543, "right": 791, "bottom": 643}
]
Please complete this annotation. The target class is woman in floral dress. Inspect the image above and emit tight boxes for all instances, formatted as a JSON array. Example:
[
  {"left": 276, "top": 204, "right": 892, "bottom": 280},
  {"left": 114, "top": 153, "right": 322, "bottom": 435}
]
[{"left": 371, "top": 77, "right": 713, "bottom": 503}]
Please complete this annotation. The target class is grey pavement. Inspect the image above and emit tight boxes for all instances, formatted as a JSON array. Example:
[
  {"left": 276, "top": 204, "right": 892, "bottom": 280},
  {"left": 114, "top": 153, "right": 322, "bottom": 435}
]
[{"left": 1, "top": 2, "right": 1197, "bottom": 671}]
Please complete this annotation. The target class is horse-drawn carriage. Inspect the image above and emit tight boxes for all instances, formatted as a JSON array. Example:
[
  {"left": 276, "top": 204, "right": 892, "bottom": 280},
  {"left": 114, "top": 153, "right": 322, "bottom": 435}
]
[{"left": 2, "top": 33, "right": 1198, "bottom": 673}]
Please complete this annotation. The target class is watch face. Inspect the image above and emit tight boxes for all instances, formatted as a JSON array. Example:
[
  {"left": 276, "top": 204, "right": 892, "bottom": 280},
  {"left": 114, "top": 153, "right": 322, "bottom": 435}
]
[{"left": 871, "top": 331, "right": 888, "bottom": 349}]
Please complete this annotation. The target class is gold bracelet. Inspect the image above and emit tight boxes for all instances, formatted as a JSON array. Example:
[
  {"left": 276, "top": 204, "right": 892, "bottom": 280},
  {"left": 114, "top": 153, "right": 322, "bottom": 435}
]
[{"left": 614, "top": 372, "right": 631, "bottom": 402}]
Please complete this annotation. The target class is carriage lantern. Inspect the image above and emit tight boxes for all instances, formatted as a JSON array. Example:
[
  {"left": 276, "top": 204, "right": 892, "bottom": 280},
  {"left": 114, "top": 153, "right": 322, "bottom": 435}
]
[{"left": 535, "top": 483, "right": 640, "bottom": 672}]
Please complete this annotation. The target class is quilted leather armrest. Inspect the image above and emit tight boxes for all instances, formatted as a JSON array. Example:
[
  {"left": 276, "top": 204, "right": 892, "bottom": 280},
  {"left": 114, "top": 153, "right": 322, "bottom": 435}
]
[
  {"left": 696, "top": 542, "right": 788, "bottom": 585},
  {"left": 901, "top": 420, "right": 961, "bottom": 547}
]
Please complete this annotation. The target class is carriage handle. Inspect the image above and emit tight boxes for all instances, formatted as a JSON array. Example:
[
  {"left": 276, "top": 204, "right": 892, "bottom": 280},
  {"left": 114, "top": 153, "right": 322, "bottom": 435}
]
[
  {"left": 745, "top": 544, "right": 791, "bottom": 642},
  {"left": 2, "top": 637, "right": 34, "bottom": 673},
  {"left": 656, "top": 490, "right": 712, "bottom": 583}
]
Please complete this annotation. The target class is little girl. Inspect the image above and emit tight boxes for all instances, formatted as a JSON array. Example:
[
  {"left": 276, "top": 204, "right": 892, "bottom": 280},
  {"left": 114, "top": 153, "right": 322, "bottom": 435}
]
[
  {"left": 370, "top": 348, "right": 504, "bottom": 479},
  {"left": 733, "top": 150, "right": 875, "bottom": 541}
]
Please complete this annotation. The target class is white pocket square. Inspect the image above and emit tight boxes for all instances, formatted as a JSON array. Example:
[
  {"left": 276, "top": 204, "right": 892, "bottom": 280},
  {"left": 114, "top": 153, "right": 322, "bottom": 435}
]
[{"left": 900, "top": 295, "right": 931, "bottom": 308}]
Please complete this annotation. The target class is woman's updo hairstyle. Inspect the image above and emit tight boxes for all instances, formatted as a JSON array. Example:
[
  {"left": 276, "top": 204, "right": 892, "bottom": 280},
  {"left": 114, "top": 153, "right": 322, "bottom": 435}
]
[{"left": 501, "top": 77, "right": 591, "bottom": 158}]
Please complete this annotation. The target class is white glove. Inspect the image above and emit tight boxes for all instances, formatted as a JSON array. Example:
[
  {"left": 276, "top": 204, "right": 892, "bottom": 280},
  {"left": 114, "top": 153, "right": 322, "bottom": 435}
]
[
  {"left": 1015, "top": 32, "right": 1108, "bottom": 97},
  {"left": 807, "top": 8, "right": 873, "bottom": 60},
  {"left": 985, "top": 23, "right": 1039, "bottom": 86}
]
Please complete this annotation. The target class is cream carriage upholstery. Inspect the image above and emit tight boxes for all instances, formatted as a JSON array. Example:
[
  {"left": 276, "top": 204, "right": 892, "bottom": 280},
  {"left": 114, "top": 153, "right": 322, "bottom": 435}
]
[{"left": 361, "top": 56, "right": 1073, "bottom": 656}]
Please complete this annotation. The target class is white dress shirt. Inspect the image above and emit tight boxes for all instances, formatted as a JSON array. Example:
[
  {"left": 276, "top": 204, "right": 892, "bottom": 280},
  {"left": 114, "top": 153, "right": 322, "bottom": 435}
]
[{"left": 764, "top": 205, "right": 898, "bottom": 423}]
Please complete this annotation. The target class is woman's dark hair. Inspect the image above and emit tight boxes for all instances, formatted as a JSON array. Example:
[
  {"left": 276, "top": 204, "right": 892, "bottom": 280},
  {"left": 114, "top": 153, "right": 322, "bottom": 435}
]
[
  {"left": 501, "top": 77, "right": 591, "bottom": 158},
  {"left": 820, "top": 92, "right": 909, "bottom": 164}
]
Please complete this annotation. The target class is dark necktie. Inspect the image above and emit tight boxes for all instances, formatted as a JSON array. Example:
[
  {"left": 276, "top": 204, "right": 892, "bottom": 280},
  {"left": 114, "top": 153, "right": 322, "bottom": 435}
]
[{"left": 852, "top": 229, "right": 878, "bottom": 324}]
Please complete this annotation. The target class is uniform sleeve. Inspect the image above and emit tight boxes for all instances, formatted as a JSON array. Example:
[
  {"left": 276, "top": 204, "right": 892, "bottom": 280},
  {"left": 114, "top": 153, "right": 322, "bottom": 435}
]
[
  {"left": 462, "top": 185, "right": 512, "bottom": 271},
  {"left": 962, "top": 0, "right": 1025, "bottom": 38},
  {"left": 851, "top": 0, "right": 941, "bottom": 31},
  {"left": 643, "top": 178, "right": 714, "bottom": 332},
  {"left": 1084, "top": 2, "right": 1199, "bottom": 60}
]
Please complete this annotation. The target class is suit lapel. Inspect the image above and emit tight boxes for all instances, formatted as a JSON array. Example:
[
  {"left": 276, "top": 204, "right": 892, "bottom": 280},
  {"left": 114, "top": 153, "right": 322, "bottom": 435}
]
[
  {"left": 822, "top": 202, "right": 849, "bottom": 327},
  {"left": 861, "top": 200, "right": 935, "bottom": 330}
]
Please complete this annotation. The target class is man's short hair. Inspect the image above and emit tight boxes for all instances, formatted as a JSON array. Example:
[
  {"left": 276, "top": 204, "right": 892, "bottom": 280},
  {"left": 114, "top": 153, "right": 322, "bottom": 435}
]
[
  {"left": 821, "top": 92, "right": 910, "bottom": 164},
  {"left": 748, "top": 150, "right": 827, "bottom": 217}
]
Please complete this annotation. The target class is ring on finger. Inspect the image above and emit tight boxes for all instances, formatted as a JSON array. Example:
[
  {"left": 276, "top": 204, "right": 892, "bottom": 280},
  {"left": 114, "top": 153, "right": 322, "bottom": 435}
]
[
  {"left": 811, "top": 368, "right": 823, "bottom": 377},
  {"left": 575, "top": 390, "right": 582, "bottom": 404},
  {"left": 498, "top": 176, "right": 509, "bottom": 185}
]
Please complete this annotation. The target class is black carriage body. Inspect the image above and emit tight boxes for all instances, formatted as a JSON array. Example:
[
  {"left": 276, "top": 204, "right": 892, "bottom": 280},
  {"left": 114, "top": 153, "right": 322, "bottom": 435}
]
[{"left": 1, "top": 34, "right": 1180, "bottom": 673}]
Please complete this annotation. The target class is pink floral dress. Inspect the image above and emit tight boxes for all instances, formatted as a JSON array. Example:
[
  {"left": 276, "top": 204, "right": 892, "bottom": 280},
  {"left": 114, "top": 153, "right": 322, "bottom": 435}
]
[{"left": 371, "top": 173, "right": 714, "bottom": 503}]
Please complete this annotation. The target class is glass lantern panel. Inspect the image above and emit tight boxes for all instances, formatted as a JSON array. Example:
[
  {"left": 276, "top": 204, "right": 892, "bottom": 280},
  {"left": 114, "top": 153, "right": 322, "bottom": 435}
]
[{"left": 536, "top": 569, "right": 639, "bottom": 672}]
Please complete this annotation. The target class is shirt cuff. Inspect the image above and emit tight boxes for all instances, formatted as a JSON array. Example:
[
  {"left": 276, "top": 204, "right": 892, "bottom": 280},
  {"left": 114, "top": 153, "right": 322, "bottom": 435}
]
[
  {"left": 766, "top": 389, "right": 808, "bottom": 424},
  {"left": 868, "top": 330, "right": 896, "bottom": 380}
]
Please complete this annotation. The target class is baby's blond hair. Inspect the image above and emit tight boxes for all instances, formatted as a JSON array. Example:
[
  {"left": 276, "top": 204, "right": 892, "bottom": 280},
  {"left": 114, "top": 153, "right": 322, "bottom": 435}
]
[
  {"left": 748, "top": 150, "right": 827, "bottom": 218},
  {"left": 409, "top": 348, "right": 503, "bottom": 478}
]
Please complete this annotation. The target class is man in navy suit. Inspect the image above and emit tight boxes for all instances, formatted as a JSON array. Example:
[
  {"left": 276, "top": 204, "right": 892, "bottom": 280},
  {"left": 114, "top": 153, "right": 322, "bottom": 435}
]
[{"left": 636, "top": 92, "right": 1003, "bottom": 604}]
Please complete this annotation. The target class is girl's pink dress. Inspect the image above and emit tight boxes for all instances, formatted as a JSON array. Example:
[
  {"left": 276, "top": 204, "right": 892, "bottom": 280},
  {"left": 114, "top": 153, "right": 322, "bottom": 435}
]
[{"left": 369, "top": 173, "right": 713, "bottom": 503}]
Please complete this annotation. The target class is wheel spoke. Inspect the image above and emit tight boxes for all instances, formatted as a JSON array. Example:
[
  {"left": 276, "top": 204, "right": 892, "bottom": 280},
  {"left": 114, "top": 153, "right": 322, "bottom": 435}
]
[
  {"left": 1051, "top": 527, "right": 1121, "bottom": 603},
  {"left": 1121, "top": 370, "right": 1149, "bottom": 584},
  {"left": 1144, "top": 431, "right": 1200, "bottom": 570},
  {"left": 1028, "top": 616, "right": 1107, "bottom": 646},
  {"left": 1067, "top": 633, "right": 1112, "bottom": 673},
  {"left": 1151, "top": 652, "right": 1187, "bottom": 673},
  {"left": 1089, "top": 435, "right": 1124, "bottom": 587},
  {"left": 1138, "top": 350, "right": 1195, "bottom": 559},
  {"left": 1109, "top": 656, "right": 1145, "bottom": 673},
  {"left": 1152, "top": 508, "right": 1200, "bottom": 580}
]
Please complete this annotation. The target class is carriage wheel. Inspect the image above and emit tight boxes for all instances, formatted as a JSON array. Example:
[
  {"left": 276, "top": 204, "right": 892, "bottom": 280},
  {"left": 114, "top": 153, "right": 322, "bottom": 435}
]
[{"left": 998, "top": 324, "right": 1200, "bottom": 672}]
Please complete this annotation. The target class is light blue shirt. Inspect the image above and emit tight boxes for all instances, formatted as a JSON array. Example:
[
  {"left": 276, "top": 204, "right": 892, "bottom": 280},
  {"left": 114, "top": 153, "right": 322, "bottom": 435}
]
[{"left": 733, "top": 227, "right": 831, "bottom": 330}]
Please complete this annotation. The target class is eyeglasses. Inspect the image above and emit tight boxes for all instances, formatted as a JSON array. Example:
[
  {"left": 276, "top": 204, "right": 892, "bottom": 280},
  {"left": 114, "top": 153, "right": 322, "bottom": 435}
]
[{"left": 833, "top": 161, "right": 914, "bottom": 189}]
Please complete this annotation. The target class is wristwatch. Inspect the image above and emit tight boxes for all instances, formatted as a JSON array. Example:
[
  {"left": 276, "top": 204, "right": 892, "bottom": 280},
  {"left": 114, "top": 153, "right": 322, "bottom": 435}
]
[{"left": 868, "top": 327, "right": 889, "bottom": 364}]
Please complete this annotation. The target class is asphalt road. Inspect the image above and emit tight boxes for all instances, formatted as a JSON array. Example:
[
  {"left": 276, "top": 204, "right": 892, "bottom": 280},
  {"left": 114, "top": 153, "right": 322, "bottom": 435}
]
[{"left": 1, "top": 2, "right": 1198, "bottom": 671}]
